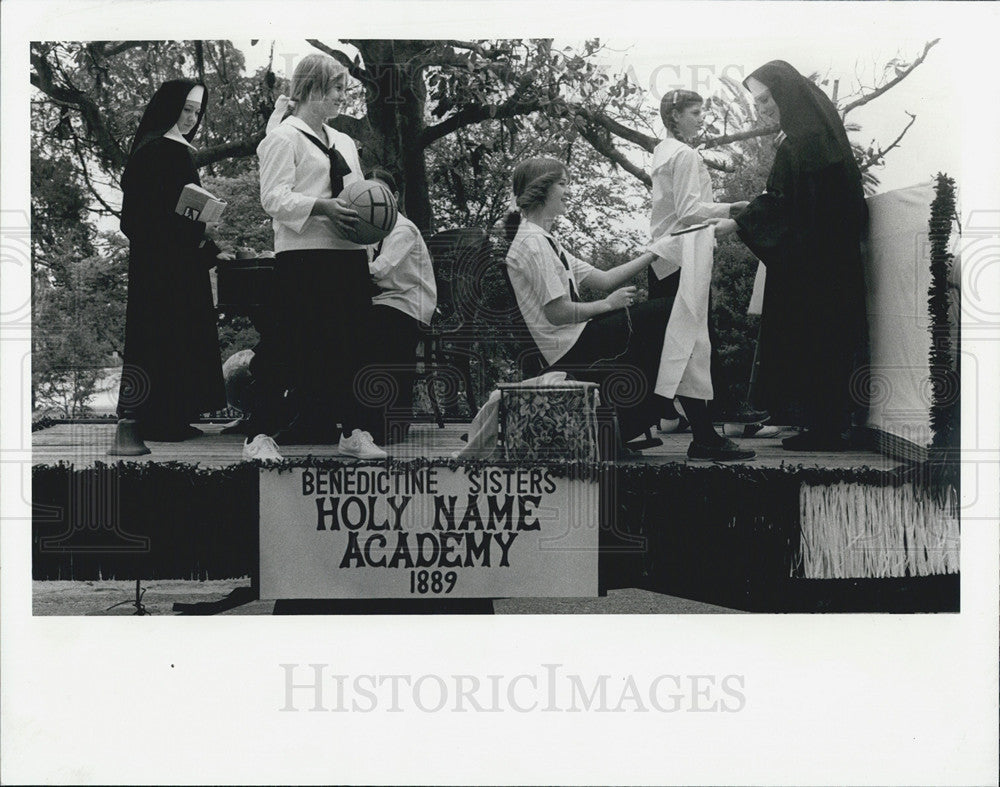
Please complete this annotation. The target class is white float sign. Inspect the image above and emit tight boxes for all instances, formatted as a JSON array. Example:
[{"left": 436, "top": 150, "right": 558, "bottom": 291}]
[{"left": 259, "top": 465, "right": 599, "bottom": 599}]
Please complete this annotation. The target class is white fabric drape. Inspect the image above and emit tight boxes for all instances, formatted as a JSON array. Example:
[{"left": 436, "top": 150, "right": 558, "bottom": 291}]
[
  {"left": 650, "top": 226, "right": 715, "bottom": 400},
  {"left": 864, "top": 182, "right": 939, "bottom": 448}
]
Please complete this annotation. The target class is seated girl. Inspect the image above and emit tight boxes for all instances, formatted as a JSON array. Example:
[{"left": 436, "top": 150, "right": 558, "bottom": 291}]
[
  {"left": 503, "top": 157, "right": 753, "bottom": 461},
  {"left": 364, "top": 168, "right": 438, "bottom": 443}
]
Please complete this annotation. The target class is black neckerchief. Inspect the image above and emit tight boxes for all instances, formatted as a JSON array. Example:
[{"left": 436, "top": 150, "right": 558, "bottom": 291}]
[
  {"left": 543, "top": 236, "right": 580, "bottom": 302},
  {"left": 295, "top": 126, "right": 352, "bottom": 197}
]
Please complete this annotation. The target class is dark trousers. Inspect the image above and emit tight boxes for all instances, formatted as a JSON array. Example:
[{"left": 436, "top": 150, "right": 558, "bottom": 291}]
[
  {"left": 361, "top": 304, "right": 422, "bottom": 442},
  {"left": 274, "top": 249, "right": 377, "bottom": 435},
  {"left": 647, "top": 268, "right": 680, "bottom": 301},
  {"left": 551, "top": 298, "right": 672, "bottom": 440},
  {"left": 648, "top": 270, "right": 682, "bottom": 419},
  {"left": 243, "top": 306, "right": 287, "bottom": 433}
]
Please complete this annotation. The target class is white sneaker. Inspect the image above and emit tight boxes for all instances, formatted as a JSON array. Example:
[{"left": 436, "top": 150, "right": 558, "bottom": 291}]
[
  {"left": 658, "top": 417, "right": 680, "bottom": 433},
  {"left": 243, "top": 434, "right": 284, "bottom": 461},
  {"left": 658, "top": 416, "right": 689, "bottom": 434},
  {"left": 723, "top": 423, "right": 783, "bottom": 438},
  {"left": 338, "top": 429, "right": 387, "bottom": 460}
]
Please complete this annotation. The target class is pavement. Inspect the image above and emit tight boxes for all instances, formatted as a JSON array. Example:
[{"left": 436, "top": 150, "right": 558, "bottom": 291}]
[{"left": 32, "top": 579, "right": 743, "bottom": 616}]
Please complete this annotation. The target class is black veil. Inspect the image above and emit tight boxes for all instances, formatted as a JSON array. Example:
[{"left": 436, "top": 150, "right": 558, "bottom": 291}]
[
  {"left": 744, "top": 60, "right": 859, "bottom": 179},
  {"left": 125, "top": 79, "right": 208, "bottom": 158}
]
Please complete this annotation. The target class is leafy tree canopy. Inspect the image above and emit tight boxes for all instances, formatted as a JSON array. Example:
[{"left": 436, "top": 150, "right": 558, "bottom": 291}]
[
  {"left": 31, "top": 38, "right": 938, "bottom": 234},
  {"left": 29, "top": 37, "right": 940, "bottom": 414}
]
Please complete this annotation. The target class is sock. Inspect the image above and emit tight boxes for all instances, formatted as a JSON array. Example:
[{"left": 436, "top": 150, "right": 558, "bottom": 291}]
[
  {"left": 676, "top": 397, "right": 724, "bottom": 445},
  {"left": 654, "top": 394, "right": 679, "bottom": 420}
]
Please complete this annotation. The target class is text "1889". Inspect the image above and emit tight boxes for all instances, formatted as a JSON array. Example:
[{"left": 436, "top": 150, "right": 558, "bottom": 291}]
[{"left": 409, "top": 570, "right": 457, "bottom": 594}]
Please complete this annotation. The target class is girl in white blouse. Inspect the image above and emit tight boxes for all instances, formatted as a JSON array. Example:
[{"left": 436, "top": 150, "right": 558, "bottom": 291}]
[
  {"left": 256, "top": 53, "right": 385, "bottom": 458},
  {"left": 363, "top": 167, "right": 437, "bottom": 443},
  {"left": 649, "top": 89, "right": 748, "bottom": 296},
  {"left": 649, "top": 89, "right": 767, "bottom": 429},
  {"left": 504, "top": 157, "right": 753, "bottom": 461}
]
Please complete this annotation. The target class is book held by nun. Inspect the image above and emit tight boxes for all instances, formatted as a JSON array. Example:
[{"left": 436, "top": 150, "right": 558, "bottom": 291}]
[{"left": 175, "top": 183, "right": 227, "bottom": 223}]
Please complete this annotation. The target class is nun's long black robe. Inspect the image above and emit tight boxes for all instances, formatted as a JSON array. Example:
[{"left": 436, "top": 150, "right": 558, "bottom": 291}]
[
  {"left": 117, "top": 136, "right": 225, "bottom": 426},
  {"left": 735, "top": 134, "right": 868, "bottom": 431}
]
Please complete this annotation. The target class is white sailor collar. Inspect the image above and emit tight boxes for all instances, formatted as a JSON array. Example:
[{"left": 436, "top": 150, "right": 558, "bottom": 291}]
[
  {"left": 518, "top": 218, "right": 558, "bottom": 241},
  {"left": 162, "top": 125, "right": 197, "bottom": 150},
  {"left": 283, "top": 114, "right": 338, "bottom": 148}
]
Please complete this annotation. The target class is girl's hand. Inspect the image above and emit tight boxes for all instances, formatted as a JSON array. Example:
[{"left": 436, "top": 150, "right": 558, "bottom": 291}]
[
  {"left": 216, "top": 251, "right": 235, "bottom": 261},
  {"left": 729, "top": 201, "right": 750, "bottom": 217},
  {"left": 322, "top": 198, "right": 360, "bottom": 236},
  {"left": 605, "top": 286, "right": 637, "bottom": 311},
  {"left": 707, "top": 218, "right": 739, "bottom": 237}
]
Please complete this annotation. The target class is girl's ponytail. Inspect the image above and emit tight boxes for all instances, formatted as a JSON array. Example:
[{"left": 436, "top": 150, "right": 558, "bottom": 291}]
[{"left": 503, "top": 210, "right": 521, "bottom": 243}]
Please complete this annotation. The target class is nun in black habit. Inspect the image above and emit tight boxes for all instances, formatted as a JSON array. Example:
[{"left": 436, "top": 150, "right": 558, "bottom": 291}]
[
  {"left": 711, "top": 61, "right": 869, "bottom": 451},
  {"left": 117, "top": 79, "right": 227, "bottom": 441}
]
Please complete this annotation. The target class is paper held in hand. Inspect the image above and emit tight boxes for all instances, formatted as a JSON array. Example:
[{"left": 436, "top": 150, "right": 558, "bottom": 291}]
[
  {"left": 647, "top": 223, "right": 712, "bottom": 280},
  {"left": 175, "top": 183, "right": 227, "bottom": 223}
]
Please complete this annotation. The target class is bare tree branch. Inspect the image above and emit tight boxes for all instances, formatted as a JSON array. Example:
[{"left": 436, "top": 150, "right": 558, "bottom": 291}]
[
  {"left": 703, "top": 124, "right": 780, "bottom": 149},
  {"left": 579, "top": 103, "right": 774, "bottom": 156},
  {"left": 83, "top": 40, "right": 145, "bottom": 70},
  {"left": 306, "top": 39, "right": 370, "bottom": 83},
  {"left": 103, "top": 41, "right": 146, "bottom": 58},
  {"left": 194, "top": 134, "right": 266, "bottom": 168},
  {"left": 415, "top": 48, "right": 501, "bottom": 71},
  {"left": 702, "top": 157, "right": 736, "bottom": 174},
  {"left": 418, "top": 72, "right": 543, "bottom": 147},
  {"left": 576, "top": 107, "right": 657, "bottom": 152},
  {"left": 30, "top": 48, "right": 128, "bottom": 169},
  {"left": 439, "top": 40, "right": 490, "bottom": 57},
  {"left": 840, "top": 39, "right": 939, "bottom": 116},
  {"left": 857, "top": 111, "right": 917, "bottom": 173},
  {"left": 577, "top": 125, "right": 651, "bottom": 187},
  {"left": 69, "top": 131, "right": 120, "bottom": 217},
  {"left": 194, "top": 40, "right": 206, "bottom": 84}
]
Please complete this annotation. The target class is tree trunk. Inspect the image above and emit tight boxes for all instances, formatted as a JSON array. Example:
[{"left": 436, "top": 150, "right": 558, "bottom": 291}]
[
  {"left": 399, "top": 77, "right": 433, "bottom": 233},
  {"left": 350, "top": 41, "right": 435, "bottom": 234}
]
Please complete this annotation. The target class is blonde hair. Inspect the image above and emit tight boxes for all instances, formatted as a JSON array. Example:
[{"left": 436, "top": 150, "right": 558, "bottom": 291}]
[{"left": 287, "top": 53, "right": 348, "bottom": 109}]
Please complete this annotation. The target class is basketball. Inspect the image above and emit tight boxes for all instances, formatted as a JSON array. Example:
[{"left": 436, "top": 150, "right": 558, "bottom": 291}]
[
  {"left": 222, "top": 349, "right": 255, "bottom": 414},
  {"left": 338, "top": 179, "right": 399, "bottom": 245}
]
